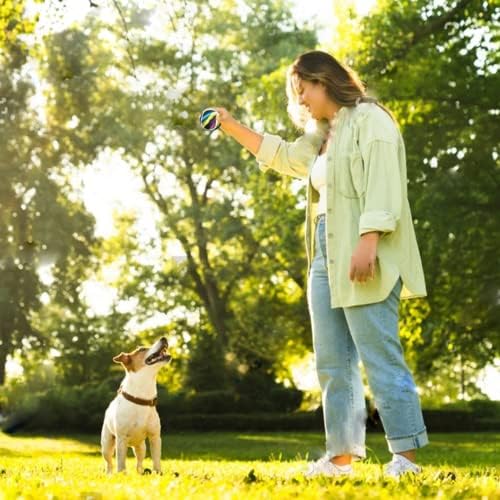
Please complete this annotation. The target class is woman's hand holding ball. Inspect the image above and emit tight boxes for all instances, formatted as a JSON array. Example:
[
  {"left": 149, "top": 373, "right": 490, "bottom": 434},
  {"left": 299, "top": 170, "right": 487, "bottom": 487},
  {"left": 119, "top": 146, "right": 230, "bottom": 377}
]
[
  {"left": 212, "top": 107, "right": 235, "bottom": 129},
  {"left": 200, "top": 106, "right": 263, "bottom": 156}
]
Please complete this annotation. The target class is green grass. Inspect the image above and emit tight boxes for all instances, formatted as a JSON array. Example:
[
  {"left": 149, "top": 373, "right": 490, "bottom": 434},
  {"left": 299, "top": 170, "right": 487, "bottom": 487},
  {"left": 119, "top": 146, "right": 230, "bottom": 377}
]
[{"left": 0, "top": 431, "right": 498, "bottom": 499}]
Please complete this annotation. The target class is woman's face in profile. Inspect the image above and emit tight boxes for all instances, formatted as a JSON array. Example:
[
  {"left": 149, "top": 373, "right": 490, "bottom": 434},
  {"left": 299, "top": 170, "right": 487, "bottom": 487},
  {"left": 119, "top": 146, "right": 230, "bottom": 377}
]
[{"left": 295, "top": 78, "right": 329, "bottom": 120}]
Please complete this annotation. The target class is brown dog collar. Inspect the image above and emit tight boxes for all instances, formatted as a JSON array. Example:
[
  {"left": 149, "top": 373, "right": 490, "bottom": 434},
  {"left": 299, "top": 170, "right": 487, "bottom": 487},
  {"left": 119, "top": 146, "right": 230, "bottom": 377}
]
[{"left": 117, "top": 386, "right": 157, "bottom": 407}]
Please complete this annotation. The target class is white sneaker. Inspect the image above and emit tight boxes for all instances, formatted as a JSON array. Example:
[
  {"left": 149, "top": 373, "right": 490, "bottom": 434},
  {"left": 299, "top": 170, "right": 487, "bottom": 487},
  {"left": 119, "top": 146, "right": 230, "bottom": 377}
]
[
  {"left": 384, "top": 454, "right": 422, "bottom": 479},
  {"left": 304, "top": 455, "right": 353, "bottom": 478}
]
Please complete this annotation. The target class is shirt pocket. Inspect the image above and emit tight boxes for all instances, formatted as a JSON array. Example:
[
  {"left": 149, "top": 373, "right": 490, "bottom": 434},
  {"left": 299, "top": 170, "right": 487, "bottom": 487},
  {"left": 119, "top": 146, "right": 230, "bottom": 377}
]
[{"left": 336, "top": 150, "right": 366, "bottom": 198}]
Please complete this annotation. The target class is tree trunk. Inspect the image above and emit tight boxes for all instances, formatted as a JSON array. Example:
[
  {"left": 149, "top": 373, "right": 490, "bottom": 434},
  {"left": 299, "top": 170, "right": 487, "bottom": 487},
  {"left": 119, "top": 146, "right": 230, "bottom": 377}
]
[{"left": 0, "top": 346, "right": 7, "bottom": 386}]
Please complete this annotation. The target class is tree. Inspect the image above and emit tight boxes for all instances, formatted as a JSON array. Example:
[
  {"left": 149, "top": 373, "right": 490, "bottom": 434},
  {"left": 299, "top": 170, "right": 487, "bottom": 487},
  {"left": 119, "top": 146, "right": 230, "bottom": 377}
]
[
  {"left": 36, "top": 0, "right": 322, "bottom": 389},
  {"left": 0, "top": 0, "right": 97, "bottom": 384}
]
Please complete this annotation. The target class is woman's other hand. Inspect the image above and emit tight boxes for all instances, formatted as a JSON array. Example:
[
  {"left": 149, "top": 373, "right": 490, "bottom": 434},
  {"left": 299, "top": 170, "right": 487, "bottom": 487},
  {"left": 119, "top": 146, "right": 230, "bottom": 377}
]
[{"left": 349, "top": 232, "right": 380, "bottom": 283}]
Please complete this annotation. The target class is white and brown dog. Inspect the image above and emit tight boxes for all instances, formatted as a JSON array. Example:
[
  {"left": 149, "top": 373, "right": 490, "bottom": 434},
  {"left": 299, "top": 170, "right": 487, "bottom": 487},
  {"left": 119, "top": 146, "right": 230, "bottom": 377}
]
[{"left": 101, "top": 337, "right": 171, "bottom": 474}]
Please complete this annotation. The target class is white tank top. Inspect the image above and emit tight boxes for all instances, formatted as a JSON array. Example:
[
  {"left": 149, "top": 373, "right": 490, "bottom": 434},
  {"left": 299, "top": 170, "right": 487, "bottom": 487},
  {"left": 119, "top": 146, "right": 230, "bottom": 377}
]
[{"left": 310, "top": 153, "right": 327, "bottom": 215}]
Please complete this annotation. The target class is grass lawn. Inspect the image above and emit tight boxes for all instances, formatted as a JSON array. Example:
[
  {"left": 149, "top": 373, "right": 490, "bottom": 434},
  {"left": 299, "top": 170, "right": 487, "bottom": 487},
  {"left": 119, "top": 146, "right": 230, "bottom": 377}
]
[{"left": 0, "top": 431, "right": 498, "bottom": 499}]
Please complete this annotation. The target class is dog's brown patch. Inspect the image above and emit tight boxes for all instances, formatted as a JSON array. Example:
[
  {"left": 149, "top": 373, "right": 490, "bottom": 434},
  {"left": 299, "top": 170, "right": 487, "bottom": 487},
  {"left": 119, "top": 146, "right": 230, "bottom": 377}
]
[{"left": 113, "top": 347, "right": 148, "bottom": 372}]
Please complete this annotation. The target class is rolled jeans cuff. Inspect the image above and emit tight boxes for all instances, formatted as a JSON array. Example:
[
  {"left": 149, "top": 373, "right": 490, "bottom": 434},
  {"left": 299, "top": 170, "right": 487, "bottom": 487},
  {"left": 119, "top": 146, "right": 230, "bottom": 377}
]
[{"left": 386, "top": 426, "right": 429, "bottom": 453}]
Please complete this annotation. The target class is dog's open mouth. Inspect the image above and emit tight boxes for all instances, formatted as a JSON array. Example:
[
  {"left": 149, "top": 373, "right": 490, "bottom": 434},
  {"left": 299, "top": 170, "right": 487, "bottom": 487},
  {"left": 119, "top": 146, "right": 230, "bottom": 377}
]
[{"left": 145, "top": 346, "right": 171, "bottom": 365}]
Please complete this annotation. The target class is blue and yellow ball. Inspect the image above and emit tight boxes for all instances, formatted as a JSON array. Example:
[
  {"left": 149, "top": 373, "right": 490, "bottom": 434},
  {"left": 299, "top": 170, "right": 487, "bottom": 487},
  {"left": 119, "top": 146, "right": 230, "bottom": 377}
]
[{"left": 199, "top": 108, "right": 221, "bottom": 132}]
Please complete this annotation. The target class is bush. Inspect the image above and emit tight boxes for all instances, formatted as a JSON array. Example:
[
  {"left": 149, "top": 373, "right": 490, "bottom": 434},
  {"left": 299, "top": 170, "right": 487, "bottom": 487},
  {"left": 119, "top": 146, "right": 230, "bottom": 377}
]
[
  {"left": 2, "top": 376, "right": 498, "bottom": 434},
  {"left": 467, "top": 399, "right": 500, "bottom": 417},
  {"left": 159, "top": 408, "right": 500, "bottom": 433},
  {"left": 158, "top": 387, "right": 303, "bottom": 415},
  {"left": 0, "top": 379, "right": 117, "bottom": 434},
  {"left": 159, "top": 390, "right": 239, "bottom": 414},
  {"left": 268, "top": 387, "right": 303, "bottom": 413},
  {"left": 161, "top": 412, "right": 324, "bottom": 432}
]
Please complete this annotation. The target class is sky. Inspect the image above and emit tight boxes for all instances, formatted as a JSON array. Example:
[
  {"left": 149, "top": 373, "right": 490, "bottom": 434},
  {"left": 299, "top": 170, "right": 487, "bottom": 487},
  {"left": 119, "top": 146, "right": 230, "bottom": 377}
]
[{"left": 12, "top": 0, "right": 500, "bottom": 399}]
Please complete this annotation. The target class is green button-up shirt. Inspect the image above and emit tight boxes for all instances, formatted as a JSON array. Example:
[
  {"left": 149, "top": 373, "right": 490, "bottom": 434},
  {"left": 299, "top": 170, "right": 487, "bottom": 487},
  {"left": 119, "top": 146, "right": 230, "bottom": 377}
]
[{"left": 255, "top": 102, "right": 427, "bottom": 307}]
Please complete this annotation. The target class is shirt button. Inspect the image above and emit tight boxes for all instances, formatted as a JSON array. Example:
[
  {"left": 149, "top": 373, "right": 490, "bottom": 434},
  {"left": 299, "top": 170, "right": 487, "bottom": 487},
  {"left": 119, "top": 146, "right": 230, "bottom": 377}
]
[
  {"left": 328, "top": 233, "right": 333, "bottom": 237},
  {"left": 327, "top": 183, "right": 332, "bottom": 188},
  {"left": 327, "top": 208, "right": 332, "bottom": 213}
]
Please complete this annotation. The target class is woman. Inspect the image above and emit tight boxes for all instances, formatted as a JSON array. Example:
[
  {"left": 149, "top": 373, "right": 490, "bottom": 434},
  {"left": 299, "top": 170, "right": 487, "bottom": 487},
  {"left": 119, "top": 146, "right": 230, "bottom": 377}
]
[{"left": 214, "top": 50, "right": 429, "bottom": 479}]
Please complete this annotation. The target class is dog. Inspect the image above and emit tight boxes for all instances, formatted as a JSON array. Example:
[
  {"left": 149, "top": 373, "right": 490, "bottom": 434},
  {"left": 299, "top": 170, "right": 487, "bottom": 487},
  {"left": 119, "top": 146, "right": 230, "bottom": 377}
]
[{"left": 101, "top": 337, "right": 171, "bottom": 474}]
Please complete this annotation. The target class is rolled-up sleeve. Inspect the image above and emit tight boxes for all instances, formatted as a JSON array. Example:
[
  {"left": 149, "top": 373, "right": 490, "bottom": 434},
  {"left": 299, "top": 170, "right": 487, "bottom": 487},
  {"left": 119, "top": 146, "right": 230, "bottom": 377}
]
[
  {"left": 255, "top": 121, "right": 328, "bottom": 179},
  {"left": 358, "top": 139, "right": 402, "bottom": 236},
  {"left": 255, "top": 134, "right": 284, "bottom": 171}
]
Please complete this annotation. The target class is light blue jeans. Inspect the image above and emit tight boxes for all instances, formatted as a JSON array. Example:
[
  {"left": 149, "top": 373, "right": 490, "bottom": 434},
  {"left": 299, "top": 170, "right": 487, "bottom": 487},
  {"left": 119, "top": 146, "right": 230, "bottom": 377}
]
[{"left": 307, "top": 213, "right": 429, "bottom": 461}]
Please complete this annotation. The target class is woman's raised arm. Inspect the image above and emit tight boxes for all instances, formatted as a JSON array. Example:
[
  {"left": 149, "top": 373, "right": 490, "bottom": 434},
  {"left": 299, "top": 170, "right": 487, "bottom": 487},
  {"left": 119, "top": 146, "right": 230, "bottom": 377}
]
[
  {"left": 214, "top": 107, "right": 329, "bottom": 180},
  {"left": 214, "top": 107, "right": 263, "bottom": 156}
]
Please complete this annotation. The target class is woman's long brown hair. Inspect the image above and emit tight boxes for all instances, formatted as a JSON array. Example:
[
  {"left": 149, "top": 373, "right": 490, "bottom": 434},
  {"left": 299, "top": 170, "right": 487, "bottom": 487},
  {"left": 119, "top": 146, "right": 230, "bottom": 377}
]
[{"left": 285, "top": 50, "right": 397, "bottom": 130}]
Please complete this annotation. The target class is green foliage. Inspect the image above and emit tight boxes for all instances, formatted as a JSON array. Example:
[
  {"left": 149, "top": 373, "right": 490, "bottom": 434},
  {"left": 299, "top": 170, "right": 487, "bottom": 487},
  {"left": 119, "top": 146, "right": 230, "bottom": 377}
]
[
  {"left": 185, "top": 328, "right": 230, "bottom": 391},
  {"left": 31, "top": 0, "right": 323, "bottom": 390},
  {"left": 0, "top": 369, "right": 303, "bottom": 433},
  {"left": 0, "top": 0, "right": 97, "bottom": 385},
  {"left": 159, "top": 387, "right": 301, "bottom": 415},
  {"left": 0, "top": 0, "right": 41, "bottom": 53},
  {"left": 2, "top": 0, "right": 498, "bottom": 404},
  {"left": 0, "top": 376, "right": 118, "bottom": 432}
]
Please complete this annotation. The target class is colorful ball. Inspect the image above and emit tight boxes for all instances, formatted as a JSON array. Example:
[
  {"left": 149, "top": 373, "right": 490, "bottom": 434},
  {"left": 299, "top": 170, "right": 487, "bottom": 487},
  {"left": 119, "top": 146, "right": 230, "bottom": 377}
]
[{"left": 200, "top": 108, "right": 221, "bottom": 132}]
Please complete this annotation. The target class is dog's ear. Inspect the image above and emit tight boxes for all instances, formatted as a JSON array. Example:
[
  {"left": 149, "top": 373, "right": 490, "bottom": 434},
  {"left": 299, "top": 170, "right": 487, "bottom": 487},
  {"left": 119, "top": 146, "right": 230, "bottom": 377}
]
[{"left": 113, "top": 353, "right": 130, "bottom": 366}]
